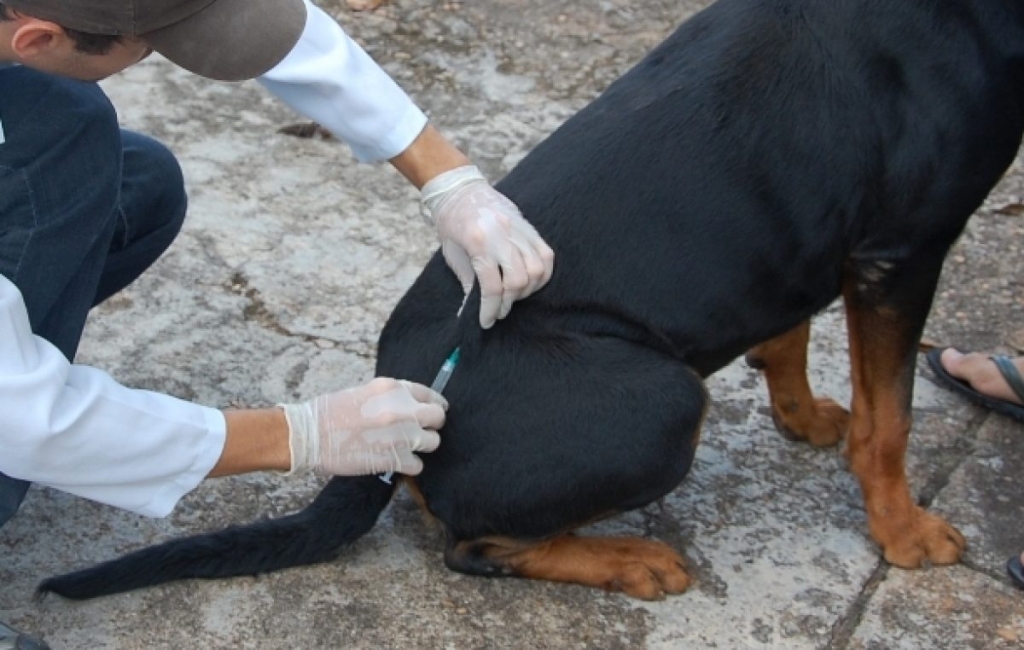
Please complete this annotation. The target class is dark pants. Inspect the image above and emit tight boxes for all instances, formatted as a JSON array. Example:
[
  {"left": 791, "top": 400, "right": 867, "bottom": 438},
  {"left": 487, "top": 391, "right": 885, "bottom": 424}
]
[{"left": 0, "top": 66, "right": 188, "bottom": 527}]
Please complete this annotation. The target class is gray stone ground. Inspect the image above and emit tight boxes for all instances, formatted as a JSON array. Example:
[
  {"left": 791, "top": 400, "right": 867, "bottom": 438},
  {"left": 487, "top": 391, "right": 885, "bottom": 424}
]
[{"left": 3, "top": 0, "right": 1024, "bottom": 648}]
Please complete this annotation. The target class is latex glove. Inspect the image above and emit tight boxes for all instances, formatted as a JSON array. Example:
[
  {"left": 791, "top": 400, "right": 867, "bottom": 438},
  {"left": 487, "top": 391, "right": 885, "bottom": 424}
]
[
  {"left": 421, "top": 165, "right": 554, "bottom": 328},
  {"left": 279, "top": 378, "right": 446, "bottom": 477}
]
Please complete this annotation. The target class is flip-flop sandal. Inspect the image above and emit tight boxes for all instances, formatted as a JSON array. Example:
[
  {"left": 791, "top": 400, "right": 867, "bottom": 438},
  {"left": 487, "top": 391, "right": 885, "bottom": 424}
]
[
  {"left": 1007, "top": 554, "right": 1024, "bottom": 590},
  {"left": 925, "top": 348, "right": 1024, "bottom": 423}
]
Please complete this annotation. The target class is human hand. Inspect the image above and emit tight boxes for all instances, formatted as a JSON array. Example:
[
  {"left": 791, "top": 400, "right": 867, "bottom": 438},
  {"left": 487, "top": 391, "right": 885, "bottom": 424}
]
[
  {"left": 421, "top": 165, "right": 555, "bottom": 328},
  {"left": 279, "top": 378, "right": 446, "bottom": 476}
]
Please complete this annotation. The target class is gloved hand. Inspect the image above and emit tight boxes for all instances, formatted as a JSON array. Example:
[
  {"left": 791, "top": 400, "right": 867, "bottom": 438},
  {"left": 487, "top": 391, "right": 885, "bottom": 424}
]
[
  {"left": 278, "top": 378, "right": 446, "bottom": 477},
  {"left": 421, "top": 165, "right": 555, "bottom": 329}
]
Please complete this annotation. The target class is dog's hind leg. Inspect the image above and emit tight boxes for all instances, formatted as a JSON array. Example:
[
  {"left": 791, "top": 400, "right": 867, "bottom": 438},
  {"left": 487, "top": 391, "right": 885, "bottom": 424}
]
[
  {"left": 418, "top": 336, "right": 707, "bottom": 599},
  {"left": 745, "top": 320, "right": 850, "bottom": 447},
  {"left": 840, "top": 259, "right": 966, "bottom": 568},
  {"left": 445, "top": 534, "right": 689, "bottom": 601}
]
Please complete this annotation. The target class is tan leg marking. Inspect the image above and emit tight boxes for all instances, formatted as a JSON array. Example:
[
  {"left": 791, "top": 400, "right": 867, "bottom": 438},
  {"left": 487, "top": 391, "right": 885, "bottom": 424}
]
[
  {"left": 843, "top": 286, "right": 965, "bottom": 567},
  {"left": 747, "top": 321, "right": 849, "bottom": 447},
  {"left": 478, "top": 535, "right": 690, "bottom": 600}
]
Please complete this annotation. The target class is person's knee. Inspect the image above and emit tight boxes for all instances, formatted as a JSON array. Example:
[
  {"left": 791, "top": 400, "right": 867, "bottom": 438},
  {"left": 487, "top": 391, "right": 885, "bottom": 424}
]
[
  {"left": 3, "top": 70, "right": 123, "bottom": 210},
  {"left": 73, "top": 83, "right": 120, "bottom": 139},
  {"left": 120, "top": 131, "right": 188, "bottom": 239},
  {"left": 32, "top": 77, "right": 124, "bottom": 230},
  {"left": 11, "top": 69, "right": 119, "bottom": 147},
  {"left": 148, "top": 140, "right": 188, "bottom": 234},
  {"left": 52, "top": 79, "right": 123, "bottom": 176}
]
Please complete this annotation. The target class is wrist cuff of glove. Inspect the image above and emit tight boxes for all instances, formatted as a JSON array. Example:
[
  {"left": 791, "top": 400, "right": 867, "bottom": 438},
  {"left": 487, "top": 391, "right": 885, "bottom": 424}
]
[
  {"left": 420, "top": 165, "right": 487, "bottom": 224},
  {"left": 277, "top": 402, "right": 318, "bottom": 476}
]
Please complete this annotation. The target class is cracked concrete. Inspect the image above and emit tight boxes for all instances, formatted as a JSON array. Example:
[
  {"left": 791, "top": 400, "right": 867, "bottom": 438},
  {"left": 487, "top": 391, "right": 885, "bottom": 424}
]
[{"left": 2, "top": 0, "right": 1024, "bottom": 647}]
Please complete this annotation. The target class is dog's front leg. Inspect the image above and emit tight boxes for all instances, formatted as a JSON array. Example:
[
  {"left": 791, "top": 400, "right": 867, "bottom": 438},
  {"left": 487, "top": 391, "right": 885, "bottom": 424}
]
[
  {"left": 745, "top": 320, "right": 849, "bottom": 447},
  {"left": 840, "top": 264, "right": 966, "bottom": 568}
]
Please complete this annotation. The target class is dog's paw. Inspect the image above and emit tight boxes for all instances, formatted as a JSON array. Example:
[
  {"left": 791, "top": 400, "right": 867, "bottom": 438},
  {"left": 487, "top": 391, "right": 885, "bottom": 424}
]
[
  {"left": 603, "top": 539, "right": 690, "bottom": 600},
  {"left": 771, "top": 397, "right": 849, "bottom": 447},
  {"left": 878, "top": 508, "right": 966, "bottom": 568},
  {"left": 499, "top": 535, "right": 691, "bottom": 599}
]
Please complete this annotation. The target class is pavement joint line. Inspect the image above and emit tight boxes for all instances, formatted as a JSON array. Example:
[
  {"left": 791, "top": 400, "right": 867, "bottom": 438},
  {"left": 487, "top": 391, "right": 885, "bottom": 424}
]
[
  {"left": 224, "top": 270, "right": 375, "bottom": 358},
  {"left": 827, "top": 560, "right": 890, "bottom": 649}
]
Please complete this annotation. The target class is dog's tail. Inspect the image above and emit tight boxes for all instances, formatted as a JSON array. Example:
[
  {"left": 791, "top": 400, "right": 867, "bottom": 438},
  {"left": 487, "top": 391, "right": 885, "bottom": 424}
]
[{"left": 37, "top": 475, "right": 394, "bottom": 600}]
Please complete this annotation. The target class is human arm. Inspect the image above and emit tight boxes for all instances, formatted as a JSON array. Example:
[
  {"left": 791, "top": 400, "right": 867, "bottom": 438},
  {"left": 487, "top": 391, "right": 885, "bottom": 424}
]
[
  {"left": 256, "top": 0, "right": 554, "bottom": 327},
  {"left": 0, "top": 274, "right": 225, "bottom": 517},
  {"left": 255, "top": 0, "right": 427, "bottom": 163},
  {"left": 210, "top": 409, "right": 290, "bottom": 477},
  {"left": 0, "top": 275, "right": 444, "bottom": 516},
  {"left": 213, "top": 378, "right": 445, "bottom": 478}
]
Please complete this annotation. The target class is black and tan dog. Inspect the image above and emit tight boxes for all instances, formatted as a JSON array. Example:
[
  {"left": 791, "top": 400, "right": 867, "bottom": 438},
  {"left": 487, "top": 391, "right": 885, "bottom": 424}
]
[{"left": 40, "top": 0, "right": 1024, "bottom": 600}]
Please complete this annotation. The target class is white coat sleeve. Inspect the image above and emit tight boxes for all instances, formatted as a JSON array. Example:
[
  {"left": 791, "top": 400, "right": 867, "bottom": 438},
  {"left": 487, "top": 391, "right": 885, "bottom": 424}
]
[
  {"left": 0, "top": 275, "right": 226, "bottom": 517},
  {"left": 257, "top": 0, "right": 429, "bottom": 163}
]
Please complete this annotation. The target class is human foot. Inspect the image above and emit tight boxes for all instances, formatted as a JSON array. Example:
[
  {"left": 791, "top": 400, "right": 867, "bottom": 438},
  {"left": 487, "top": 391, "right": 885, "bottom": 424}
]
[
  {"left": 925, "top": 348, "right": 1024, "bottom": 422},
  {"left": 940, "top": 349, "right": 1024, "bottom": 405}
]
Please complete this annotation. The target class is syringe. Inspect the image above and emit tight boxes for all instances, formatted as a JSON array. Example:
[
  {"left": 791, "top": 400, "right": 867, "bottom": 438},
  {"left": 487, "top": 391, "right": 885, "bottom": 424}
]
[
  {"left": 380, "top": 347, "right": 461, "bottom": 484},
  {"left": 428, "top": 347, "right": 461, "bottom": 394}
]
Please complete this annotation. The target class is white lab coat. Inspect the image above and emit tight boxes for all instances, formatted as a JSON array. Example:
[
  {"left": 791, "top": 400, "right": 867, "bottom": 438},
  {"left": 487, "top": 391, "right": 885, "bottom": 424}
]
[{"left": 0, "top": 0, "right": 428, "bottom": 516}]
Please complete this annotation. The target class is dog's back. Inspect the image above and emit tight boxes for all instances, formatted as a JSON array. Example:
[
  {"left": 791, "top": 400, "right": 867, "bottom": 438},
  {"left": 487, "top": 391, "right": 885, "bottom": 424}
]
[{"left": 388, "top": 0, "right": 1024, "bottom": 375}]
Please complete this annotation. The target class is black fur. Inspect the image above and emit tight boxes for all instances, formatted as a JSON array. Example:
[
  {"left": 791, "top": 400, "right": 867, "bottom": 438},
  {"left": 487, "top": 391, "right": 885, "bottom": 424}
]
[
  {"left": 38, "top": 476, "right": 394, "bottom": 599},
  {"left": 39, "top": 0, "right": 1024, "bottom": 599}
]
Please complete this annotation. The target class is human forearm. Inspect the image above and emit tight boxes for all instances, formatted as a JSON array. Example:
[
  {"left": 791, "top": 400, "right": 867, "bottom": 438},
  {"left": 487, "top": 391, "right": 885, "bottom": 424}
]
[
  {"left": 1, "top": 273, "right": 226, "bottom": 516},
  {"left": 256, "top": 0, "right": 553, "bottom": 328},
  {"left": 215, "top": 379, "right": 446, "bottom": 479},
  {"left": 211, "top": 409, "right": 291, "bottom": 477},
  {"left": 389, "top": 124, "right": 471, "bottom": 189}
]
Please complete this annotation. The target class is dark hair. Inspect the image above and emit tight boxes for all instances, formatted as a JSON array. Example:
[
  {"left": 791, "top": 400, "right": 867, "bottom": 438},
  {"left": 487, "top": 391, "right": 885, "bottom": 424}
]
[{"left": 0, "top": 3, "right": 123, "bottom": 55}]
